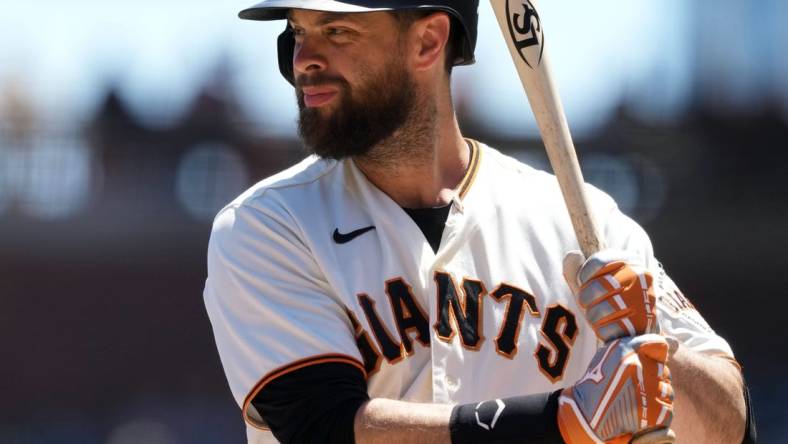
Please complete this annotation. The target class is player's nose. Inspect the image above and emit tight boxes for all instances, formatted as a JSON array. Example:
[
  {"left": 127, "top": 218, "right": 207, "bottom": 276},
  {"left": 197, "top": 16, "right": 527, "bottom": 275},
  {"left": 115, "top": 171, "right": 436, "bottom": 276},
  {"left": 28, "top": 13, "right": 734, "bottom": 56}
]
[{"left": 293, "top": 36, "right": 328, "bottom": 76}]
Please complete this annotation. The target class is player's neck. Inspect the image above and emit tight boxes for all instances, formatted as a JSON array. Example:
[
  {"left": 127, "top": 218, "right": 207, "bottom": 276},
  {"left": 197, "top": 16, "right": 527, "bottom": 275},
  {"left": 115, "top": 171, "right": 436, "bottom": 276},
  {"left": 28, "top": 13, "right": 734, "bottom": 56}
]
[{"left": 353, "top": 99, "right": 469, "bottom": 209}]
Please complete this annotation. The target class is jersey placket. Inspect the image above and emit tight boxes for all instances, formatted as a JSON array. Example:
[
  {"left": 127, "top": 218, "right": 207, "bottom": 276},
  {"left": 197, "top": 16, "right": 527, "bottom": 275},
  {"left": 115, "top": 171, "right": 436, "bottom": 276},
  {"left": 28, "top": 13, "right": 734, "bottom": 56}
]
[{"left": 426, "top": 145, "right": 486, "bottom": 403}]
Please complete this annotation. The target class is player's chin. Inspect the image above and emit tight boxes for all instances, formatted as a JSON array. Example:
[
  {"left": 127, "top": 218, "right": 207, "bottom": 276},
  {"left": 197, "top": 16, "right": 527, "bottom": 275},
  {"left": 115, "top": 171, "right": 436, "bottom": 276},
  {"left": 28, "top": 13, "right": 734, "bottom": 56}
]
[{"left": 299, "top": 99, "right": 340, "bottom": 118}]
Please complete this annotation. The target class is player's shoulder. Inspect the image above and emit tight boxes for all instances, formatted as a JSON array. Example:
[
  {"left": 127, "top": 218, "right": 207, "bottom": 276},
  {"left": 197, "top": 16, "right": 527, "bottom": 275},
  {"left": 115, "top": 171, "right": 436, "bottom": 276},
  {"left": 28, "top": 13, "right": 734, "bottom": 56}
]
[
  {"left": 479, "top": 142, "right": 551, "bottom": 181},
  {"left": 208, "top": 155, "right": 342, "bottom": 248},
  {"left": 216, "top": 155, "right": 339, "bottom": 218},
  {"left": 229, "top": 155, "right": 338, "bottom": 209},
  {"left": 478, "top": 141, "right": 618, "bottom": 210}
]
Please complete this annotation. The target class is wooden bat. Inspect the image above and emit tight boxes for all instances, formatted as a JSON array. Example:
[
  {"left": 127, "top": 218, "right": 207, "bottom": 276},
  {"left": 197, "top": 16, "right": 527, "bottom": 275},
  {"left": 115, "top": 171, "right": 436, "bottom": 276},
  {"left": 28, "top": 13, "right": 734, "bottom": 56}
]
[
  {"left": 488, "top": 1, "right": 674, "bottom": 443},
  {"left": 488, "top": 0, "right": 603, "bottom": 258}
]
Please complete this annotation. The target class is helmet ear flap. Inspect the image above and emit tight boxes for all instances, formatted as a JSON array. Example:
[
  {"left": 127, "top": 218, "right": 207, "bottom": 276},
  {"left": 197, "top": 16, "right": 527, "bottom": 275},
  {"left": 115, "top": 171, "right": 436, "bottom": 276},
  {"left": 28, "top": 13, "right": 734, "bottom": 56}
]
[{"left": 277, "top": 27, "right": 296, "bottom": 86}]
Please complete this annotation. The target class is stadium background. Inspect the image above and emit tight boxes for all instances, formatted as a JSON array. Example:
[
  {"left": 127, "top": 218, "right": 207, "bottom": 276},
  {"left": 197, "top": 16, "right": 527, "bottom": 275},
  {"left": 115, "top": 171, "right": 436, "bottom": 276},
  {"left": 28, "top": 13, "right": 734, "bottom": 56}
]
[{"left": 1, "top": 0, "right": 785, "bottom": 442}]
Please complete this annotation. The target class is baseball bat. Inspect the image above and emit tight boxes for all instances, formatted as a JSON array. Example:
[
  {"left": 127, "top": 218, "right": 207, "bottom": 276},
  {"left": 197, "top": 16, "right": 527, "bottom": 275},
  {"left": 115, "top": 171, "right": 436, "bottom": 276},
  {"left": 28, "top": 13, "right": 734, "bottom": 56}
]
[
  {"left": 488, "top": 0, "right": 603, "bottom": 259},
  {"left": 488, "top": 1, "right": 674, "bottom": 443}
]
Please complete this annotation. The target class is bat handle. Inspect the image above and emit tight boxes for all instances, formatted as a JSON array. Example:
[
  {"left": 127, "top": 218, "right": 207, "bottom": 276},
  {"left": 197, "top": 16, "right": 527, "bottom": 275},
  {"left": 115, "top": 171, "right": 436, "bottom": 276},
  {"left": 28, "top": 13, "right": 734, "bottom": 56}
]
[
  {"left": 571, "top": 205, "right": 604, "bottom": 258},
  {"left": 551, "top": 155, "right": 605, "bottom": 258}
]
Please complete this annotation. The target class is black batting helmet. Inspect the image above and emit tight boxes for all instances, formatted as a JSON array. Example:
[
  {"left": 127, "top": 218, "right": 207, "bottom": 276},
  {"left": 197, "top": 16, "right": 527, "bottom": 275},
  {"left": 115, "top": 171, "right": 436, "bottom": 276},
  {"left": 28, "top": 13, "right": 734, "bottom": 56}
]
[{"left": 239, "top": 0, "right": 479, "bottom": 85}]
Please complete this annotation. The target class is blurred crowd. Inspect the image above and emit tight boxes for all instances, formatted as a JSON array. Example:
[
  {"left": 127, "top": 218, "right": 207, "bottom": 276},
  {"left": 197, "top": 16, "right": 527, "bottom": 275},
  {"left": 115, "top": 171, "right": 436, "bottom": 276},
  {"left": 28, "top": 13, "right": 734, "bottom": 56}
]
[
  {"left": 1, "top": 62, "right": 786, "bottom": 443},
  {"left": 2, "top": 0, "right": 787, "bottom": 442}
]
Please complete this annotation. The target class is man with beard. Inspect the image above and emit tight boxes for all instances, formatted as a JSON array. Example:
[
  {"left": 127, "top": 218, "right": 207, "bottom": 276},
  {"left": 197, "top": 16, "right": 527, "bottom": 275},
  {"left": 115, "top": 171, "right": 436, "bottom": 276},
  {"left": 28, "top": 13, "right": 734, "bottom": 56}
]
[{"left": 204, "top": 1, "right": 752, "bottom": 443}]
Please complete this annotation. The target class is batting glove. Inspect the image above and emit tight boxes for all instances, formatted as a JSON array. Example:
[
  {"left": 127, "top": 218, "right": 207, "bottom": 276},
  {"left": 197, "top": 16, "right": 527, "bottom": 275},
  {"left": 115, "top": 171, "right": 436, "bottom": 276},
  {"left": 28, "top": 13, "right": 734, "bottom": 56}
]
[
  {"left": 558, "top": 334, "right": 675, "bottom": 444},
  {"left": 563, "top": 250, "right": 659, "bottom": 343}
]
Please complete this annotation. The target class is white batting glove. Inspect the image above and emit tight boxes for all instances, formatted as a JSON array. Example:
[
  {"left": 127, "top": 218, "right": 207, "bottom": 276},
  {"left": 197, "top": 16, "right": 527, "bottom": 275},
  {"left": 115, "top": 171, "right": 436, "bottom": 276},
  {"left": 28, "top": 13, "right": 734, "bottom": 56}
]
[
  {"left": 558, "top": 334, "right": 674, "bottom": 444},
  {"left": 563, "top": 250, "right": 659, "bottom": 343}
]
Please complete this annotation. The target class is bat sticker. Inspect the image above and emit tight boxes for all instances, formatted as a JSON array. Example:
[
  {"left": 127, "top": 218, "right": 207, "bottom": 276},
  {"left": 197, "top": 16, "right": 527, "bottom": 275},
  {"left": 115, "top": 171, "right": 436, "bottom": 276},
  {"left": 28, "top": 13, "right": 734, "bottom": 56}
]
[{"left": 505, "top": 0, "right": 545, "bottom": 68}]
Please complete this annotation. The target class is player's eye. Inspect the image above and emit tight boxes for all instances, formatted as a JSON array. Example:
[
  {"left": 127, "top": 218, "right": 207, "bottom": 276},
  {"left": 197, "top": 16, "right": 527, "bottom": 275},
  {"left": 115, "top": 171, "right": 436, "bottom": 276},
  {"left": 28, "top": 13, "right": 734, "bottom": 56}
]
[
  {"left": 291, "top": 27, "right": 307, "bottom": 44},
  {"left": 325, "top": 27, "right": 347, "bottom": 36}
]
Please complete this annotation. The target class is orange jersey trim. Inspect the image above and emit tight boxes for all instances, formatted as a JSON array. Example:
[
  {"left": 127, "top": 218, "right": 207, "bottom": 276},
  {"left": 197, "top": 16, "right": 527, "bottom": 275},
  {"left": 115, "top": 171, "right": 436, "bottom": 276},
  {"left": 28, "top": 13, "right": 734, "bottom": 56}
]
[
  {"left": 242, "top": 353, "right": 367, "bottom": 430},
  {"left": 458, "top": 139, "right": 482, "bottom": 199}
]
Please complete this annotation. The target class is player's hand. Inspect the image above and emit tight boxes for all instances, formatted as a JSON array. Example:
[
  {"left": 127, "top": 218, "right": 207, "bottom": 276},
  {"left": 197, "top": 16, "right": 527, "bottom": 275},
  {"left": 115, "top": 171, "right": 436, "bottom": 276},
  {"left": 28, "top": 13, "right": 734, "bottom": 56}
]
[
  {"left": 563, "top": 250, "right": 658, "bottom": 343},
  {"left": 557, "top": 334, "right": 675, "bottom": 444}
]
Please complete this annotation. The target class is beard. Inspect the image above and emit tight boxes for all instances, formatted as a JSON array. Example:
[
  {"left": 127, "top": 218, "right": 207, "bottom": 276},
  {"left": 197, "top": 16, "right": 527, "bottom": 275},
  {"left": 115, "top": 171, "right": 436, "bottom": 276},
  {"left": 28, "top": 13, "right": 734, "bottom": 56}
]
[{"left": 296, "top": 60, "right": 418, "bottom": 161}]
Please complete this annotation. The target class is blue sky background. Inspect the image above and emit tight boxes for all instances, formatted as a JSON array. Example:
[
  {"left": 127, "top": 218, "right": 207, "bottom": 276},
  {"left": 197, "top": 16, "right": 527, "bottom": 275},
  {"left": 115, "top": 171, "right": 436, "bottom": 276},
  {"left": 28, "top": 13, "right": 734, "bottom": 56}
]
[{"left": 1, "top": 0, "right": 782, "bottom": 137}]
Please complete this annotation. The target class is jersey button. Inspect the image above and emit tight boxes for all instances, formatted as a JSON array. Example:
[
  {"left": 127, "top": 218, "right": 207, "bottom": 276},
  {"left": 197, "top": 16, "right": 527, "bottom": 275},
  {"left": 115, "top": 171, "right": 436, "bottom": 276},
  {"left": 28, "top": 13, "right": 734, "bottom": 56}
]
[{"left": 444, "top": 374, "right": 460, "bottom": 393}]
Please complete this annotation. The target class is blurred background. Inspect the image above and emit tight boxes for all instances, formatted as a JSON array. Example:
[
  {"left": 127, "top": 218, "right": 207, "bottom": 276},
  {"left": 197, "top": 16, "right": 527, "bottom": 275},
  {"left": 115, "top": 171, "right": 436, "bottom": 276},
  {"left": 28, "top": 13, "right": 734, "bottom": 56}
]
[{"left": 1, "top": 0, "right": 786, "bottom": 442}]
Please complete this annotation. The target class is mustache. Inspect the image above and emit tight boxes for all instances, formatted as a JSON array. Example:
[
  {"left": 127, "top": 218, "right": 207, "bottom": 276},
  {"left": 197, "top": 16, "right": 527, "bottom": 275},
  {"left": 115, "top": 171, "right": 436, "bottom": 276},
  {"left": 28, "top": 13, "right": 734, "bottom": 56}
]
[{"left": 295, "top": 73, "right": 349, "bottom": 89}]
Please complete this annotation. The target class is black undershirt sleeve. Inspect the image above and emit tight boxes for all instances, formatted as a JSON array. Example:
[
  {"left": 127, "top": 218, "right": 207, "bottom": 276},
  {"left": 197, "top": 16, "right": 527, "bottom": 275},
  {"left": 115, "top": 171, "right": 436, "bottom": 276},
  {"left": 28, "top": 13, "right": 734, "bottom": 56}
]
[
  {"left": 252, "top": 361, "right": 563, "bottom": 444},
  {"left": 252, "top": 362, "right": 369, "bottom": 444}
]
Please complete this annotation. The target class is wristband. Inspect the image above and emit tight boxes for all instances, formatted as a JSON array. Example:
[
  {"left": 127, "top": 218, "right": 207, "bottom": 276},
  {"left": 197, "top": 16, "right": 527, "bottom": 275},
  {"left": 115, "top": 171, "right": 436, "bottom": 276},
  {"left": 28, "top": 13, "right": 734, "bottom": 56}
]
[{"left": 449, "top": 390, "right": 564, "bottom": 444}]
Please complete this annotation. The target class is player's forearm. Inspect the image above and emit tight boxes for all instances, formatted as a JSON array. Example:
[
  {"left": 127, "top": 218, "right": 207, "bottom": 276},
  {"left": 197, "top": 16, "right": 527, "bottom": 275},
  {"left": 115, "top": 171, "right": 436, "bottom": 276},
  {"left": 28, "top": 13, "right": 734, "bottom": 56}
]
[
  {"left": 669, "top": 344, "right": 746, "bottom": 444},
  {"left": 354, "top": 398, "right": 453, "bottom": 444}
]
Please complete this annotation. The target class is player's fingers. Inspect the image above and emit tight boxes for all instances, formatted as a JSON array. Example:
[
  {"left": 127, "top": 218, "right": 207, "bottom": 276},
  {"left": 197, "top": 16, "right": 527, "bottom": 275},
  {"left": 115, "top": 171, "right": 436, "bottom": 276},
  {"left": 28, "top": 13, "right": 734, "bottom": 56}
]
[
  {"left": 658, "top": 380, "right": 674, "bottom": 404},
  {"left": 595, "top": 323, "right": 625, "bottom": 342},
  {"left": 661, "top": 363, "right": 671, "bottom": 382},
  {"left": 654, "top": 381, "right": 674, "bottom": 429},
  {"left": 577, "top": 249, "right": 631, "bottom": 283},
  {"left": 582, "top": 289, "right": 613, "bottom": 317},
  {"left": 630, "top": 334, "right": 669, "bottom": 358},
  {"left": 664, "top": 336, "right": 680, "bottom": 358},
  {"left": 577, "top": 278, "right": 614, "bottom": 308},
  {"left": 585, "top": 298, "right": 630, "bottom": 325},
  {"left": 562, "top": 250, "right": 585, "bottom": 294},
  {"left": 636, "top": 338, "right": 670, "bottom": 364},
  {"left": 585, "top": 303, "right": 629, "bottom": 340},
  {"left": 633, "top": 336, "right": 674, "bottom": 431},
  {"left": 629, "top": 427, "right": 676, "bottom": 444}
]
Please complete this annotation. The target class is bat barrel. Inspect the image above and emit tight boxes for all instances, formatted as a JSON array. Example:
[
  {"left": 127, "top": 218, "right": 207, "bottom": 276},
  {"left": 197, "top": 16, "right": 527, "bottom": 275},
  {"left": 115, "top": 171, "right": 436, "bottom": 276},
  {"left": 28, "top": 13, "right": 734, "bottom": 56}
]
[{"left": 489, "top": 0, "right": 604, "bottom": 257}]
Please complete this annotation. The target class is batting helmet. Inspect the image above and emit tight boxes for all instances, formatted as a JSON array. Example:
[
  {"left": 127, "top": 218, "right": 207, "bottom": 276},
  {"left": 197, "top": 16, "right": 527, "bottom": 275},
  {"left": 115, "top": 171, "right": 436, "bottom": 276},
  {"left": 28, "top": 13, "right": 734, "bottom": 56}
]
[{"left": 239, "top": 0, "right": 479, "bottom": 85}]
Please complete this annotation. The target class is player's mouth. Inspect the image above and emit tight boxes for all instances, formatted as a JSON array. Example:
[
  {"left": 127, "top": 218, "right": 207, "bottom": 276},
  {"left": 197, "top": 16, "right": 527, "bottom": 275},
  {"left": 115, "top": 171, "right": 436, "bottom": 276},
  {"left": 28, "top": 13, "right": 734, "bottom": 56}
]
[{"left": 302, "top": 86, "right": 339, "bottom": 108}]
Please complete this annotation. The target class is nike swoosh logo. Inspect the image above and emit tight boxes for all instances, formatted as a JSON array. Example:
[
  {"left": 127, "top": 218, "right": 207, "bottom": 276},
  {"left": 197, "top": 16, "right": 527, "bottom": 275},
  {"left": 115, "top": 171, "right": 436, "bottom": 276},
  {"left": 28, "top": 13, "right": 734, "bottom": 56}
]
[{"left": 333, "top": 226, "right": 376, "bottom": 244}]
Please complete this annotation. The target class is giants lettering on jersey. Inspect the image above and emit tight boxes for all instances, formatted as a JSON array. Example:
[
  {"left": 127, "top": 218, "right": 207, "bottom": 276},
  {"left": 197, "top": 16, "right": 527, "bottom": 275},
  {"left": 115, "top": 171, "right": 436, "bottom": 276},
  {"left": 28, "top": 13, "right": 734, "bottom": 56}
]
[{"left": 351, "top": 271, "right": 578, "bottom": 382}]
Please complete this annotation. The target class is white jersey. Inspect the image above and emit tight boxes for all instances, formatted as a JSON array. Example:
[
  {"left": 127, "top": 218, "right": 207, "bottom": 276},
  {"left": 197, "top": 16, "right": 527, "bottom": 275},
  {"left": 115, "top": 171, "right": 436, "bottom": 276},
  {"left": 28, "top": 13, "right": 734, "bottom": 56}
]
[{"left": 204, "top": 141, "right": 733, "bottom": 443}]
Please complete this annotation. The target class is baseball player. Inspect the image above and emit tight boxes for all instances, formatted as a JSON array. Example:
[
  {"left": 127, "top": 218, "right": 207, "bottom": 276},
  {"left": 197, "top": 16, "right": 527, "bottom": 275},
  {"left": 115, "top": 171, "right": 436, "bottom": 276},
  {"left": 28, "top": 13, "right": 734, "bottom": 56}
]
[{"left": 204, "top": 1, "right": 755, "bottom": 443}]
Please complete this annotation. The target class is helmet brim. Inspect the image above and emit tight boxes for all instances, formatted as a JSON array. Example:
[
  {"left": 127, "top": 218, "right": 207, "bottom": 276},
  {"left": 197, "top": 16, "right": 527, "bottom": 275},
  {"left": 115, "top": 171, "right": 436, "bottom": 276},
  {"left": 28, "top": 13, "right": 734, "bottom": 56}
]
[{"left": 239, "top": 0, "right": 397, "bottom": 20}]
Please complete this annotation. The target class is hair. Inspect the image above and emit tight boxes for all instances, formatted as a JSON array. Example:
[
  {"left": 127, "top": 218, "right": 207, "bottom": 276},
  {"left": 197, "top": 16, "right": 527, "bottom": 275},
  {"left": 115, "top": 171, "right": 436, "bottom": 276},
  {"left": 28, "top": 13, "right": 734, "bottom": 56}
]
[{"left": 390, "top": 9, "right": 459, "bottom": 75}]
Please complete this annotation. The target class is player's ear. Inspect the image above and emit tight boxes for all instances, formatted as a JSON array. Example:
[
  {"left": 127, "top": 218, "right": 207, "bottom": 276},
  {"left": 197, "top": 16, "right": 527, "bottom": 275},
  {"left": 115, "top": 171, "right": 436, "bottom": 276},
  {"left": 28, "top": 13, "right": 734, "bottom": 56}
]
[{"left": 410, "top": 12, "right": 451, "bottom": 72}]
